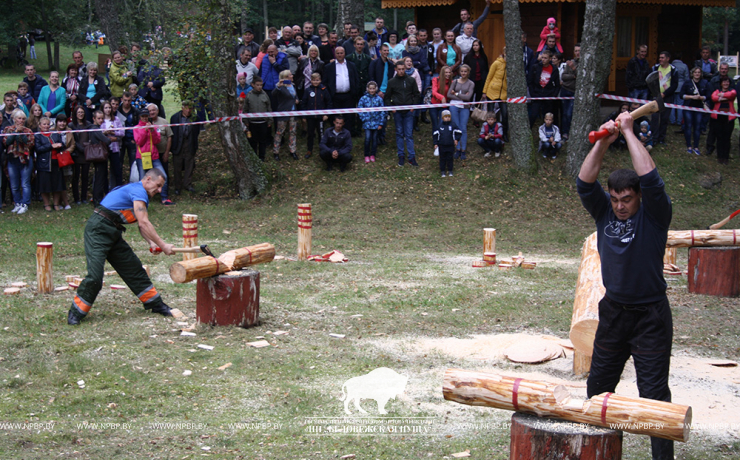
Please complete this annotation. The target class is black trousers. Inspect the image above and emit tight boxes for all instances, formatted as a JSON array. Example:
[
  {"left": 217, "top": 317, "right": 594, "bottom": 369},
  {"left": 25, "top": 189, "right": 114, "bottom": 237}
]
[
  {"left": 92, "top": 161, "right": 108, "bottom": 205},
  {"left": 650, "top": 105, "right": 671, "bottom": 143},
  {"left": 72, "top": 161, "right": 90, "bottom": 203},
  {"left": 587, "top": 295, "right": 674, "bottom": 460},
  {"left": 333, "top": 92, "right": 355, "bottom": 134},
  {"left": 306, "top": 117, "right": 323, "bottom": 152},
  {"left": 248, "top": 122, "right": 270, "bottom": 160},
  {"left": 438, "top": 145, "right": 454, "bottom": 172}
]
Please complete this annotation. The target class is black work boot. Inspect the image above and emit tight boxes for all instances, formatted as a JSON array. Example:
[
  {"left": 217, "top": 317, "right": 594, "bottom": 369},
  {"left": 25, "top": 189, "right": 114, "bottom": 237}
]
[
  {"left": 150, "top": 302, "right": 173, "bottom": 317},
  {"left": 67, "top": 306, "right": 86, "bottom": 325}
]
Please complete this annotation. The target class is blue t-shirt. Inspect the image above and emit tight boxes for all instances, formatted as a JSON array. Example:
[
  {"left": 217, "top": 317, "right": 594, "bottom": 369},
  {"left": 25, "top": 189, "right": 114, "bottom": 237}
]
[
  {"left": 577, "top": 168, "right": 672, "bottom": 304},
  {"left": 100, "top": 182, "right": 149, "bottom": 224}
]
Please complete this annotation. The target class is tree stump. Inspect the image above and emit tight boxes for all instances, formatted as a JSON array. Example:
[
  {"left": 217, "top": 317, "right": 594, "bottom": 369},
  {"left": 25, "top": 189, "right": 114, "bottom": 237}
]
[
  {"left": 36, "top": 242, "right": 53, "bottom": 294},
  {"left": 510, "top": 413, "right": 622, "bottom": 460},
  {"left": 688, "top": 246, "right": 740, "bottom": 297},
  {"left": 196, "top": 269, "right": 260, "bottom": 327}
]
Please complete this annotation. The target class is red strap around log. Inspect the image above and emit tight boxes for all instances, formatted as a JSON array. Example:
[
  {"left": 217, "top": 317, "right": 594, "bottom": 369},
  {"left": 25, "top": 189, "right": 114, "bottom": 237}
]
[
  {"left": 691, "top": 230, "right": 695, "bottom": 246},
  {"left": 601, "top": 392, "right": 613, "bottom": 425},
  {"left": 244, "top": 248, "right": 253, "bottom": 264},
  {"left": 183, "top": 233, "right": 198, "bottom": 239},
  {"left": 298, "top": 224, "right": 313, "bottom": 229},
  {"left": 212, "top": 256, "right": 220, "bottom": 274},
  {"left": 182, "top": 220, "right": 198, "bottom": 224},
  {"left": 512, "top": 378, "right": 522, "bottom": 411},
  {"left": 734, "top": 229, "right": 736, "bottom": 246}
]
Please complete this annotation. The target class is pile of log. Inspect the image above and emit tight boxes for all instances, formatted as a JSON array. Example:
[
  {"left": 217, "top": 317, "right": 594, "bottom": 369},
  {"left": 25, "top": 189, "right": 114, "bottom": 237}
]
[
  {"left": 443, "top": 369, "right": 692, "bottom": 442},
  {"left": 498, "top": 252, "right": 537, "bottom": 270},
  {"left": 169, "top": 243, "right": 275, "bottom": 284}
]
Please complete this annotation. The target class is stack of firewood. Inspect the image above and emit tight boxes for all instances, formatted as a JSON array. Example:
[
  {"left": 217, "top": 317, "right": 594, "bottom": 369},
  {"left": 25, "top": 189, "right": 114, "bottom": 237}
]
[{"left": 498, "top": 252, "right": 537, "bottom": 270}]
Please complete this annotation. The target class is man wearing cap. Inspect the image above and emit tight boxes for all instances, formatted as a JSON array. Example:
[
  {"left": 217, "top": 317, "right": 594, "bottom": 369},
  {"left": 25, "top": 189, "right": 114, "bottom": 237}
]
[
  {"left": 235, "top": 29, "right": 260, "bottom": 60},
  {"left": 68, "top": 168, "right": 176, "bottom": 325}
]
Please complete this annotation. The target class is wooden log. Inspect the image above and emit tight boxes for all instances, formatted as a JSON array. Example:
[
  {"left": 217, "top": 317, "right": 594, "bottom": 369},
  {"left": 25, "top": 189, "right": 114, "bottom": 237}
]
[
  {"left": 483, "top": 252, "right": 497, "bottom": 264},
  {"left": 182, "top": 214, "right": 198, "bottom": 261},
  {"left": 196, "top": 269, "right": 260, "bottom": 327},
  {"left": 169, "top": 243, "right": 275, "bottom": 283},
  {"left": 36, "top": 242, "right": 53, "bottom": 294},
  {"left": 484, "top": 228, "right": 496, "bottom": 255},
  {"left": 510, "top": 412, "right": 622, "bottom": 460},
  {"left": 667, "top": 229, "right": 740, "bottom": 248},
  {"left": 297, "top": 203, "right": 312, "bottom": 261},
  {"left": 443, "top": 369, "right": 691, "bottom": 442},
  {"left": 687, "top": 246, "right": 740, "bottom": 297},
  {"left": 569, "top": 233, "right": 604, "bottom": 360},
  {"left": 573, "top": 350, "right": 592, "bottom": 378},
  {"left": 663, "top": 247, "right": 677, "bottom": 265},
  {"left": 472, "top": 260, "right": 489, "bottom": 268}
]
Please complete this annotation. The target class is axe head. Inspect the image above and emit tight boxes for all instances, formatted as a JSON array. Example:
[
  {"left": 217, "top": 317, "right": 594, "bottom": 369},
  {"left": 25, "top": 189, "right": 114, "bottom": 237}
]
[
  {"left": 645, "top": 71, "right": 665, "bottom": 111},
  {"left": 200, "top": 244, "right": 215, "bottom": 258}
]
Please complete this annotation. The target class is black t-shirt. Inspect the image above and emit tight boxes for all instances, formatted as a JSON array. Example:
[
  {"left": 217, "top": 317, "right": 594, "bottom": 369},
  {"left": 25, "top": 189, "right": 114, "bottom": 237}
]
[{"left": 577, "top": 168, "right": 672, "bottom": 304}]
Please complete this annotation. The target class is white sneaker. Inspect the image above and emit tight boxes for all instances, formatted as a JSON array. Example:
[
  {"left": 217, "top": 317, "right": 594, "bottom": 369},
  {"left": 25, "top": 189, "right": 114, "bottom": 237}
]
[
  {"left": 484, "top": 152, "right": 491, "bottom": 158},
  {"left": 16, "top": 204, "right": 28, "bottom": 215},
  {"left": 11, "top": 203, "right": 20, "bottom": 213},
  {"left": 495, "top": 152, "right": 501, "bottom": 158}
]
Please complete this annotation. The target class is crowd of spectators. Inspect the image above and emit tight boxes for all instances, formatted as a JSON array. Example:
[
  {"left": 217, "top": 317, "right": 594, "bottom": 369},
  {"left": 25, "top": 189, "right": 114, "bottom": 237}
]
[{"left": 1, "top": 6, "right": 735, "bottom": 214}]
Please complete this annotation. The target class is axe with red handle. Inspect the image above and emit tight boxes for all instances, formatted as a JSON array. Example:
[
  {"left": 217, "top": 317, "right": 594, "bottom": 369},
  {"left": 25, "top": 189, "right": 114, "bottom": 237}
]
[
  {"left": 589, "top": 71, "right": 664, "bottom": 143},
  {"left": 709, "top": 210, "right": 740, "bottom": 230}
]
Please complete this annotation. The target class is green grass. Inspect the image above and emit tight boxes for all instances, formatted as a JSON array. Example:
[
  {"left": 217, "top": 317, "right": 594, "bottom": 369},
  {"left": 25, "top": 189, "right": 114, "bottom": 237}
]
[{"left": 2, "top": 88, "right": 740, "bottom": 458}]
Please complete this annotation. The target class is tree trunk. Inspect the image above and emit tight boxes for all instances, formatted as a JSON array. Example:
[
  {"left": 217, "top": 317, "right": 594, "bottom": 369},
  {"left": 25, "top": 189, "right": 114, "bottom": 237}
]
[
  {"left": 93, "top": 0, "right": 123, "bottom": 52},
  {"left": 40, "top": 0, "right": 54, "bottom": 70},
  {"left": 53, "top": 39, "right": 60, "bottom": 70},
  {"left": 565, "top": 0, "right": 617, "bottom": 178},
  {"left": 211, "top": 0, "right": 266, "bottom": 199},
  {"left": 336, "top": 0, "right": 364, "bottom": 35},
  {"left": 502, "top": 0, "right": 536, "bottom": 172}
]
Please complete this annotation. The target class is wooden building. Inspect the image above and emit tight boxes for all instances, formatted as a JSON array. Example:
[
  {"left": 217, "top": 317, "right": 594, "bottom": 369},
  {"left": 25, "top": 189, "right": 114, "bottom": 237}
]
[{"left": 381, "top": 0, "right": 734, "bottom": 95}]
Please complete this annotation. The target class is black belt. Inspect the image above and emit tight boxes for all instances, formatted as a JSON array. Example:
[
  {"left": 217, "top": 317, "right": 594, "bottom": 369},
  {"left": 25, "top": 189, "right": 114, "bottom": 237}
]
[{"left": 94, "top": 207, "right": 126, "bottom": 232}]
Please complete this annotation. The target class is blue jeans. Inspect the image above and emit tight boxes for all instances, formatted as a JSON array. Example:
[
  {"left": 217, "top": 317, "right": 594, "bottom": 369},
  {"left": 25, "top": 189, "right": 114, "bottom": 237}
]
[
  {"left": 129, "top": 158, "right": 144, "bottom": 182},
  {"left": 394, "top": 111, "right": 415, "bottom": 159},
  {"left": 560, "top": 89, "right": 575, "bottom": 135},
  {"left": 683, "top": 108, "right": 703, "bottom": 148},
  {"left": 364, "top": 129, "right": 379, "bottom": 158},
  {"left": 449, "top": 105, "right": 470, "bottom": 151},
  {"left": 8, "top": 156, "right": 33, "bottom": 205},
  {"left": 670, "top": 95, "right": 684, "bottom": 125},
  {"left": 160, "top": 160, "right": 170, "bottom": 199},
  {"left": 628, "top": 88, "right": 649, "bottom": 101}
]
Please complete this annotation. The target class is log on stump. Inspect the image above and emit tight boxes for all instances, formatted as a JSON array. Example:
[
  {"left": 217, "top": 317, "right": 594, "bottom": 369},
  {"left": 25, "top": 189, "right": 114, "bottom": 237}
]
[
  {"left": 196, "top": 269, "right": 260, "bottom": 327},
  {"left": 569, "top": 232, "right": 604, "bottom": 363},
  {"left": 443, "top": 369, "right": 691, "bottom": 442},
  {"left": 484, "top": 228, "right": 497, "bottom": 255},
  {"left": 510, "top": 412, "right": 622, "bottom": 460},
  {"left": 182, "top": 214, "right": 199, "bottom": 261},
  {"left": 169, "top": 243, "right": 275, "bottom": 283},
  {"left": 36, "top": 242, "right": 53, "bottom": 294},
  {"left": 688, "top": 246, "right": 740, "bottom": 297},
  {"left": 667, "top": 229, "right": 740, "bottom": 248},
  {"left": 297, "top": 203, "right": 312, "bottom": 261}
]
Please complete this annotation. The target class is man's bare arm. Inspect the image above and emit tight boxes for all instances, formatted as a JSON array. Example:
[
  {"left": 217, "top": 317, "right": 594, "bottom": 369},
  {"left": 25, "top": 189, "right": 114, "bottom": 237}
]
[
  {"left": 133, "top": 200, "right": 174, "bottom": 255},
  {"left": 617, "top": 112, "right": 656, "bottom": 176},
  {"left": 578, "top": 120, "right": 619, "bottom": 183}
]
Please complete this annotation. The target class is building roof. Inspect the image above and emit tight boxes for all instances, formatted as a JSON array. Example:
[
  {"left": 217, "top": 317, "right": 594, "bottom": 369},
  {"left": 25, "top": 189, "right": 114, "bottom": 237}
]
[{"left": 382, "top": 0, "right": 734, "bottom": 8}]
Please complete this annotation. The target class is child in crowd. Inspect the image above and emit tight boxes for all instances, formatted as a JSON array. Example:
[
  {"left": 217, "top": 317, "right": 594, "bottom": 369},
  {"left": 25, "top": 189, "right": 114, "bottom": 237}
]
[
  {"left": 638, "top": 120, "right": 653, "bottom": 151},
  {"left": 538, "top": 112, "right": 562, "bottom": 159},
  {"left": 236, "top": 73, "right": 251, "bottom": 99},
  {"left": 244, "top": 76, "right": 272, "bottom": 161},
  {"left": 357, "top": 81, "right": 386, "bottom": 164},
  {"left": 537, "top": 17, "right": 563, "bottom": 53},
  {"left": 300, "top": 72, "right": 332, "bottom": 159},
  {"left": 433, "top": 109, "right": 462, "bottom": 177},
  {"left": 17, "top": 82, "right": 35, "bottom": 111},
  {"left": 477, "top": 112, "right": 504, "bottom": 158}
]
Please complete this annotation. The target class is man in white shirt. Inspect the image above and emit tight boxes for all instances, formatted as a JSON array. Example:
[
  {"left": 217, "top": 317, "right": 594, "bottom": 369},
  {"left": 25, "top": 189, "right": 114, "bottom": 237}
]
[
  {"left": 322, "top": 47, "right": 360, "bottom": 135},
  {"left": 455, "top": 24, "right": 476, "bottom": 60}
]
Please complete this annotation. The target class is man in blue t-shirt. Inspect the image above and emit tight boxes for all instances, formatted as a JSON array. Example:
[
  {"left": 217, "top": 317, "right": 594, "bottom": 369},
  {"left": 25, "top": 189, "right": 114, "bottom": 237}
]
[
  {"left": 577, "top": 111, "right": 673, "bottom": 460},
  {"left": 68, "top": 169, "right": 176, "bottom": 325}
]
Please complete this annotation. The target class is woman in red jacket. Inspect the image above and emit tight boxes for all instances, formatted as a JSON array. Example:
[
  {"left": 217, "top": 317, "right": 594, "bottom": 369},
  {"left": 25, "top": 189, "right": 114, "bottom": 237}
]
[
  {"left": 429, "top": 66, "right": 453, "bottom": 141},
  {"left": 710, "top": 76, "right": 737, "bottom": 165}
]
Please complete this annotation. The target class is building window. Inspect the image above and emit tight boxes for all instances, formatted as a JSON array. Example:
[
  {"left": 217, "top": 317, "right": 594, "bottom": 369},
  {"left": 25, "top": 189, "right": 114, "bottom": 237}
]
[{"left": 617, "top": 15, "right": 649, "bottom": 58}]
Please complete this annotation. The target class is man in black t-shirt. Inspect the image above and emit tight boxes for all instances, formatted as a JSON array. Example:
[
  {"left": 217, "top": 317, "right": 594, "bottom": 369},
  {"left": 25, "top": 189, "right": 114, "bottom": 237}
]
[{"left": 577, "top": 111, "right": 673, "bottom": 460}]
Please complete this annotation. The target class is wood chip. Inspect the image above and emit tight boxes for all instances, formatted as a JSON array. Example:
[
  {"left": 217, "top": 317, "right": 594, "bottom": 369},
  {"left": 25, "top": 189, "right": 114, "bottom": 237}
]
[
  {"left": 170, "top": 308, "right": 185, "bottom": 319},
  {"left": 707, "top": 359, "right": 738, "bottom": 367},
  {"left": 68, "top": 282, "right": 79, "bottom": 289},
  {"left": 183, "top": 370, "right": 192, "bottom": 376},
  {"left": 180, "top": 331, "right": 196, "bottom": 337},
  {"left": 54, "top": 286, "right": 70, "bottom": 292},
  {"left": 110, "top": 284, "right": 127, "bottom": 290},
  {"left": 65, "top": 275, "right": 79, "bottom": 283},
  {"left": 340, "top": 455, "right": 356, "bottom": 459},
  {"left": 247, "top": 340, "right": 271, "bottom": 348},
  {"left": 3, "top": 288, "right": 21, "bottom": 295},
  {"left": 218, "top": 363, "right": 232, "bottom": 370},
  {"left": 104, "top": 270, "right": 117, "bottom": 276},
  {"left": 197, "top": 344, "right": 214, "bottom": 351},
  {"left": 472, "top": 260, "right": 489, "bottom": 268},
  {"left": 10, "top": 282, "right": 28, "bottom": 288},
  {"left": 451, "top": 451, "right": 471, "bottom": 458},
  {"left": 272, "top": 330, "right": 289, "bottom": 336},
  {"left": 274, "top": 255, "right": 285, "bottom": 260},
  {"left": 504, "top": 341, "right": 564, "bottom": 364},
  {"left": 329, "top": 333, "right": 345, "bottom": 339}
]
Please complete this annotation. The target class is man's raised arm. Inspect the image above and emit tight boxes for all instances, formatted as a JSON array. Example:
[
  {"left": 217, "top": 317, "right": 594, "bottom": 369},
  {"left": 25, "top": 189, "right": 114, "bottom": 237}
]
[
  {"left": 578, "top": 120, "right": 618, "bottom": 184},
  {"left": 617, "top": 111, "right": 656, "bottom": 176}
]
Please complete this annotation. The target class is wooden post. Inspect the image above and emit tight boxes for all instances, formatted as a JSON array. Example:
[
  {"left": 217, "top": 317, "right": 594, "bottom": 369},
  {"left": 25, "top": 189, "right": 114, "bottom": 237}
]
[
  {"left": 510, "top": 412, "right": 622, "bottom": 460},
  {"left": 196, "top": 269, "right": 260, "bottom": 327},
  {"left": 298, "top": 203, "right": 312, "bottom": 261},
  {"left": 36, "top": 242, "right": 53, "bottom": 294},
  {"left": 182, "top": 214, "right": 198, "bottom": 261},
  {"left": 484, "top": 228, "right": 496, "bottom": 255},
  {"left": 687, "top": 246, "right": 740, "bottom": 297},
  {"left": 663, "top": 247, "right": 677, "bottom": 265},
  {"left": 443, "top": 369, "right": 692, "bottom": 442},
  {"left": 570, "top": 232, "right": 604, "bottom": 369}
]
